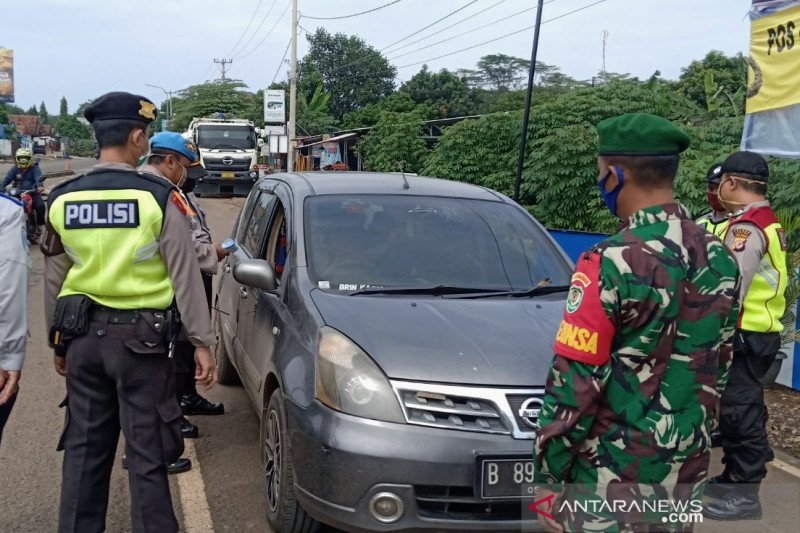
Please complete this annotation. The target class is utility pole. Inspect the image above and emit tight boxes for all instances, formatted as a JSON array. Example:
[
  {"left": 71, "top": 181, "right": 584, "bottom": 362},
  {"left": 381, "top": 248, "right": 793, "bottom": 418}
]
[
  {"left": 288, "top": 0, "right": 298, "bottom": 172},
  {"left": 513, "top": 0, "right": 544, "bottom": 203},
  {"left": 601, "top": 30, "right": 609, "bottom": 83},
  {"left": 214, "top": 58, "right": 233, "bottom": 80},
  {"left": 145, "top": 84, "right": 173, "bottom": 130}
]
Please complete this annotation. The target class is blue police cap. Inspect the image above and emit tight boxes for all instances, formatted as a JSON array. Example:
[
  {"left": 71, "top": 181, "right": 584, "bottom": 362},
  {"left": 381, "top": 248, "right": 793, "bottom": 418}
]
[{"left": 149, "top": 132, "right": 199, "bottom": 163}]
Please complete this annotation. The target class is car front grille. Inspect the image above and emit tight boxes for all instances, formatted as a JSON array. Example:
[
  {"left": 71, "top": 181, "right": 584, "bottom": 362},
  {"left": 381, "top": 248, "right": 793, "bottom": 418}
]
[
  {"left": 506, "top": 393, "right": 545, "bottom": 433},
  {"left": 414, "top": 485, "right": 522, "bottom": 521},
  {"left": 391, "top": 381, "right": 544, "bottom": 439}
]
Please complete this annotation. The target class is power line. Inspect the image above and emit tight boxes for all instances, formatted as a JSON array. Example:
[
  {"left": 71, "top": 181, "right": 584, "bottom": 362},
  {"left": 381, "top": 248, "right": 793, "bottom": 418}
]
[
  {"left": 396, "top": 0, "right": 609, "bottom": 70},
  {"left": 233, "top": 0, "right": 278, "bottom": 60},
  {"left": 236, "top": 0, "right": 292, "bottom": 60},
  {"left": 271, "top": 40, "right": 292, "bottom": 85},
  {"left": 300, "top": 0, "right": 403, "bottom": 21},
  {"left": 383, "top": 0, "right": 509, "bottom": 55},
  {"left": 379, "top": 0, "right": 479, "bottom": 52},
  {"left": 224, "top": 0, "right": 265, "bottom": 58}
]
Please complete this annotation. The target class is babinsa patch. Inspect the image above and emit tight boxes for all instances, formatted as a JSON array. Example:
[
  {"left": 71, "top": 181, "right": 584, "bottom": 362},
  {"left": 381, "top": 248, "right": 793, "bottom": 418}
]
[
  {"left": 566, "top": 271, "right": 591, "bottom": 313},
  {"left": 64, "top": 200, "right": 140, "bottom": 229}
]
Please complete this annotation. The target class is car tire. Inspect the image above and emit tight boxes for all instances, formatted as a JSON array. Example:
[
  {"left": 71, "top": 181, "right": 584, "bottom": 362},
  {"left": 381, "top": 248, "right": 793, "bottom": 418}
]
[
  {"left": 213, "top": 308, "right": 239, "bottom": 385},
  {"left": 264, "top": 390, "right": 319, "bottom": 533}
]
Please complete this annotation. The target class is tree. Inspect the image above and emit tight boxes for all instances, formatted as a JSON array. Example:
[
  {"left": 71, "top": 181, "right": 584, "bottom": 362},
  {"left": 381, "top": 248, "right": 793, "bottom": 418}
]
[
  {"left": 39, "top": 101, "right": 49, "bottom": 124},
  {"left": 341, "top": 92, "right": 432, "bottom": 129},
  {"left": 171, "top": 80, "right": 252, "bottom": 131},
  {"left": 677, "top": 51, "right": 747, "bottom": 113},
  {"left": 357, "top": 109, "right": 430, "bottom": 174},
  {"left": 26, "top": 104, "right": 37, "bottom": 115},
  {"left": 0, "top": 103, "right": 13, "bottom": 136},
  {"left": 59, "top": 96, "right": 69, "bottom": 117},
  {"left": 299, "top": 28, "right": 396, "bottom": 120},
  {"left": 476, "top": 54, "right": 530, "bottom": 91},
  {"left": 400, "top": 66, "right": 480, "bottom": 118},
  {"left": 296, "top": 84, "right": 337, "bottom": 136},
  {"left": 75, "top": 99, "right": 93, "bottom": 119},
  {"left": 56, "top": 115, "right": 93, "bottom": 141}
]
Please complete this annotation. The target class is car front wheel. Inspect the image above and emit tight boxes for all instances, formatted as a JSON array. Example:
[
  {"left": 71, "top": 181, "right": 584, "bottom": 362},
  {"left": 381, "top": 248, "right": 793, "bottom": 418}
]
[
  {"left": 212, "top": 307, "right": 239, "bottom": 385},
  {"left": 264, "top": 390, "right": 319, "bottom": 533}
]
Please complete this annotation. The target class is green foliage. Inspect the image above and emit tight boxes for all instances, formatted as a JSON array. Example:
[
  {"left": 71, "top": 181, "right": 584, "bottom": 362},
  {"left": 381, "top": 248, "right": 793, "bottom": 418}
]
[
  {"left": 678, "top": 51, "right": 747, "bottom": 114},
  {"left": 39, "top": 101, "right": 49, "bottom": 124},
  {"left": 297, "top": 85, "right": 337, "bottom": 136},
  {"left": 0, "top": 103, "right": 13, "bottom": 136},
  {"left": 357, "top": 109, "right": 430, "bottom": 174},
  {"left": 399, "top": 66, "right": 480, "bottom": 118},
  {"left": 55, "top": 115, "right": 93, "bottom": 141},
  {"left": 69, "top": 138, "right": 97, "bottom": 157},
  {"left": 59, "top": 96, "right": 69, "bottom": 118},
  {"left": 299, "top": 28, "right": 396, "bottom": 121},
  {"left": 171, "top": 80, "right": 252, "bottom": 131},
  {"left": 341, "top": 92, "right": 432, "bottom": 129},
  {"left": 476, "top": 54, "right": 530, "bottom": 90},
  {"left": 776, "top": 210, "right": 800, "bottom": 343}
]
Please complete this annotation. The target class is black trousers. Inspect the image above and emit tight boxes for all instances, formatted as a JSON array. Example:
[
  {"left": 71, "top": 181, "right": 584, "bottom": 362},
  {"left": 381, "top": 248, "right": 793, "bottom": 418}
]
[
  {"left": 31, "top": 192, "right": 45, "bottom": 226},
  {"left": 719, "top": 330, "right": 780, "bottom": 485},
  {"left": 58, "top": 314, "right": 183, "bottom": 533},
  {"left": 175, "top": 273, "right": 213, "bottom": 399},
  {"left": 0, "top": 390, "right": 17, "bottom": 446}
]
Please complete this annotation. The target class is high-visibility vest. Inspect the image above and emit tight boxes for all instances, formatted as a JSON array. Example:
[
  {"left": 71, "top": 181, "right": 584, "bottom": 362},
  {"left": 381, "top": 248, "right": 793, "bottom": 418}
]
[
  {"left": 726, "top": 206, "right": 788, "bottom": 333},
  {"left": 48, "top": 169, "right": 176, "bottom": 310},
  {"left": 696, "top": 212, "right": 730, "bottom": 238}
]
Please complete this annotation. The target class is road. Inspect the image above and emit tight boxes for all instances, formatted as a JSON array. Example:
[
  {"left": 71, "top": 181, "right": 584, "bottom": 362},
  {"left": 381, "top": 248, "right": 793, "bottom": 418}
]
[
  {"left": 0, "top": 178, "right": 799, "bottom": 532},
  {"left": 0, "top": 156, "right": 96, "bottom": 180}
]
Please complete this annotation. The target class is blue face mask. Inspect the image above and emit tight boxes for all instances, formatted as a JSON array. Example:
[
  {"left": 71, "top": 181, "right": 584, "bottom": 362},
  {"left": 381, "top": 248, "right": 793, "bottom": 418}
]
[{"left": 598, "top": 166, "right": 625, "bottom": 217}]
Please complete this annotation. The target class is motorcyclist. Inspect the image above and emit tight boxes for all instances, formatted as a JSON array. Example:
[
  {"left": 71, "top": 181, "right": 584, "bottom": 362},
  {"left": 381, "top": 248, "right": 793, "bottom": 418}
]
[{"left": 2, "top": 148, "right": 46, "bottom": 229}]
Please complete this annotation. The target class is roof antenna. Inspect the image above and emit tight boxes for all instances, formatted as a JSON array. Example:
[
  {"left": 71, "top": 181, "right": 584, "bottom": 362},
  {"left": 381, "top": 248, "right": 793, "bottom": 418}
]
[{"left": 398, "top": 161, "right": 410, "bottom": 190}]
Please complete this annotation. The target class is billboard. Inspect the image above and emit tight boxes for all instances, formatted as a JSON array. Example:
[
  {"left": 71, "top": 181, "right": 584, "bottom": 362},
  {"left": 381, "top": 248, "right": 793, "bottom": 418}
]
[
  {"left": 264, "top": 89, "right": 286, "bottom": 124},
  {"left": 0, "top": 49, "right": 13, "bottom": 104},
  {"left": 742, "top": 1, "right": 800, "bottom": 156}
]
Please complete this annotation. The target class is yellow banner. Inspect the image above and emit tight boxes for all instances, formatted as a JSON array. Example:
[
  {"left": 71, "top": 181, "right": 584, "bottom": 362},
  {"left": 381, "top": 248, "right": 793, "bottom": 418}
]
[
  {"left": 748, "top": 3, "right": 800, "bottom": 113},
  {"left": 0, "top": 49, "right": 13, "bottom": 104}
]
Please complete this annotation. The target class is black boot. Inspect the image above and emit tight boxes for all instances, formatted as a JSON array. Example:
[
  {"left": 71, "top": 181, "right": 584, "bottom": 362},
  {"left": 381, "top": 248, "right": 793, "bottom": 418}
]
[
  {"left": 703, "top": 485, "right": 762, "bottom": 521},
  {"left": 167, "top": 458, "right": 192, "bottom": 475},
  {"left": 181, "top": 416, "right": 199, "bottom": 439},
  {"left": 704, "top": 472, "right": 735, "bottom": 499},
  {"left": 181, "top": 393, "right": 225, "bottom": 416}
]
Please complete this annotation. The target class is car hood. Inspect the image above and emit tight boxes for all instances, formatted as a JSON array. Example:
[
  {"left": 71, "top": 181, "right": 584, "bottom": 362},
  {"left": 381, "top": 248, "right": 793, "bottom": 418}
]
[{"left": 309, "top": 290, "right": 565, "bottom": 387}]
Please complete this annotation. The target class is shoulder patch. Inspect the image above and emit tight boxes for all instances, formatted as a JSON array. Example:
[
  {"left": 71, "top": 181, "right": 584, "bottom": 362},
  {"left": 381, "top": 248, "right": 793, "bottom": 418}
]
[
  {"left": 553, "top": 252, "right": 615, "bottom": 366},
  {"left": 170, "top": 191, "right": 196, "bottom": 217},
  {"left": 732, "top": 228, "right": 752, "bottom": 252},
  {"left": 777, "top": 228, "right": 788, "bottom": 251}
]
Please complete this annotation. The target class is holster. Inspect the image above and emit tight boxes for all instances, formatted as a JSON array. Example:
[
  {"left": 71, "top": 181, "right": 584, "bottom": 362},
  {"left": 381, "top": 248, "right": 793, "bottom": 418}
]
[{"left": 49, "top": 295, "right": 93, "bottom": 356}]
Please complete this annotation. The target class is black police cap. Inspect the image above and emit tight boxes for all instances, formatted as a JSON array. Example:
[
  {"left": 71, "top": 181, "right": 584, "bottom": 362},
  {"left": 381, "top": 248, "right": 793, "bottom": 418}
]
[
  {"left": 706, "top": 163, "right": 723, "bottom": 184},
  {"left": 720, "top": 151, "right": 769, "bottom": 182},
  {"left": 84, "top": 91, "right": 158, "bottom": 125}
]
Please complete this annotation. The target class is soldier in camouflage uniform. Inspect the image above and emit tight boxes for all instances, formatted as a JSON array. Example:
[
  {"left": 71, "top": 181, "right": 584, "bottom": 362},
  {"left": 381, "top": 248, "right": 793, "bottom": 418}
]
[{"left": 532, "top": 113, "right": 740, "bottom": 532}]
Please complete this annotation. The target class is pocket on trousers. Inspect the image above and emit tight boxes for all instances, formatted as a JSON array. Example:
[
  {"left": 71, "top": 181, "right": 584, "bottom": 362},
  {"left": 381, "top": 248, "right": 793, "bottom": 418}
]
[
  {"left": 123, "top": 312, "right": 170, "bottom": 356},
  {"left": 157, "top": 399, "right": 184, "bottom": 464},
  {"left": 56, "top": 396, "right": 70, "bottom": 452}
]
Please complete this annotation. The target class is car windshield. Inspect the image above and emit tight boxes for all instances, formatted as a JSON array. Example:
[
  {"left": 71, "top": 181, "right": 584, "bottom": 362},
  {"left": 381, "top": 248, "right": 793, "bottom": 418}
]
[
  {"left": 196, "top": 125, "right": 256, "bottom": 150},
  {"left": 304, "top": 195, "right": 571, "bottom": 293}
]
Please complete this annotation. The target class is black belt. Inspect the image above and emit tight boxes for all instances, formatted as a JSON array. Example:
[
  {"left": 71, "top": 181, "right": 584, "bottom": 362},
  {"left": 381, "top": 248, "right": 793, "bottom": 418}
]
[{"left": 90, "top": 306, "right": 164, "bottom": 324}]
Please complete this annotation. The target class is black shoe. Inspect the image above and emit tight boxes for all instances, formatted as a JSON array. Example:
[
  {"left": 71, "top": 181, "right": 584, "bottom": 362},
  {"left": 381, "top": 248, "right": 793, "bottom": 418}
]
[
  {"left": 181, "top": 416, "right": 199, "bottom": 439},
  {"left": 703, "top": 489, "right": 762, "bottom": 521},
  {"left": 181, "top": 393, "right": 225, "bottom": 416},
  {"left": 704, "top": 473, "right": 736, "bottom": 499},
  {"left": 167, "top": 458, "right": 192, "bottom": 475}
]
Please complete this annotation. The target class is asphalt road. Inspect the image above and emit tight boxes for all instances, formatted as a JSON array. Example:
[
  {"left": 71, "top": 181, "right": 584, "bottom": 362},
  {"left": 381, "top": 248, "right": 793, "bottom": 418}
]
[
  {"left": 0, "top": 156, "right": 96, "bottom": 180},
  {"left": 1, "top": 180, "right": 799, "bottom": 532}
]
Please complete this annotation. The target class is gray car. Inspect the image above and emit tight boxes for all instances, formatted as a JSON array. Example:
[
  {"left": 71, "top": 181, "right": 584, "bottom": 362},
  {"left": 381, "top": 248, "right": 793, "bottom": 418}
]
[{"left": 214, "top": 172, "right": 573, "bottom": 532}]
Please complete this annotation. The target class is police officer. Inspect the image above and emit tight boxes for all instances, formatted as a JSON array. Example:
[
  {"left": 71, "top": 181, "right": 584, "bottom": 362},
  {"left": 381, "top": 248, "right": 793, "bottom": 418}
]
[
  {"left": 696, "top": 162, "right": 730, "bottom": 238},
  {"left": 533, "top": 113, "right": 740, "bottom": 532},
  {"left": 41, "top": 92, "right": 217, "bottom": 533},
  {"left": 704, "top": 151, "right": 788, "bottom": 521}
]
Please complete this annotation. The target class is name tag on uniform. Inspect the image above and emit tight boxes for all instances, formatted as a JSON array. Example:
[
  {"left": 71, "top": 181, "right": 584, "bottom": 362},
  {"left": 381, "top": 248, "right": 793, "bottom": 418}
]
[{"left": 63, "top": 200, "right": 140, "bottom": 229}]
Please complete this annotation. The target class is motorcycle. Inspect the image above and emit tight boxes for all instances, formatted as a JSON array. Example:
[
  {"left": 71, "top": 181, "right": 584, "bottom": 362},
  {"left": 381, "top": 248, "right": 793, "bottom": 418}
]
[{"left": 8, "top": 180, "right": 42, "bottom": 244}]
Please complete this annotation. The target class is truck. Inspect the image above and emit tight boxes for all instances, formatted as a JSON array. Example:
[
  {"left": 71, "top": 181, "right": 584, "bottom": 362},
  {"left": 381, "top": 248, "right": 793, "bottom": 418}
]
[{"left": 186, "top": 116, "right": 261, "bottom": 197}]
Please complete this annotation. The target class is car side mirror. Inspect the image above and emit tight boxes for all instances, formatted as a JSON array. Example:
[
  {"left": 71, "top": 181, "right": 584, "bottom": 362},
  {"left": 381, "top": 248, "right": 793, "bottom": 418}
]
[{"left": 233, "top": 259, "right": 278, "bottom": 291}]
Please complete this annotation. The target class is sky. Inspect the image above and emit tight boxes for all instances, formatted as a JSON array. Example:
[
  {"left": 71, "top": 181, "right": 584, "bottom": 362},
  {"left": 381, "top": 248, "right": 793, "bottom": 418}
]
[{"left": 2, "top": 0, "right": 753, "bottom": 115}]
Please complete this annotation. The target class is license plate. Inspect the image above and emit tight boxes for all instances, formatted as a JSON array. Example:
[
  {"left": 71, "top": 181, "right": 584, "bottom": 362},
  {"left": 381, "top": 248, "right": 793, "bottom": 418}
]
[
  {"left": 478, "top": 456, "right": 536, "bottom": 499},
  {"left": 221, "top": 172, "right": 235, "bottom": 178}
]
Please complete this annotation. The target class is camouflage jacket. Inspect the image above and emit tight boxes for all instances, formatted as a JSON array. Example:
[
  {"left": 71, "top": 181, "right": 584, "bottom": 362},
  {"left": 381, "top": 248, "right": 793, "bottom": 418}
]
[{"left": 533, "top": 203, "right": 740, "bottom": 532}]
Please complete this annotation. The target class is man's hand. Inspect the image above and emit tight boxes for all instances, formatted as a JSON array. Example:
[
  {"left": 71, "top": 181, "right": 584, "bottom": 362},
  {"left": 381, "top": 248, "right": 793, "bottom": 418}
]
[
  {"left": 194, "top": 346, "right": 217, "bottom": 389},
  {"left": 54, "top": 356, "right": 67, "bottom": 377},
  {"left": 0, "top": 369, "right": 21, "bottom": 406},
  {"left": 535, "top": 488, "right": 564, "bottom": 533},
  {"left": 214, "top": 243, "right": 229, "bottom": 262}
]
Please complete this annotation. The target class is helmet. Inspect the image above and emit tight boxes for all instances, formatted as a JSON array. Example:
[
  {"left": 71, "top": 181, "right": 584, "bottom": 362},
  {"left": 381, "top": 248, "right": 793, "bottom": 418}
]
[{"left": 15, "top": 148, "right": 34, "bottom": 169}]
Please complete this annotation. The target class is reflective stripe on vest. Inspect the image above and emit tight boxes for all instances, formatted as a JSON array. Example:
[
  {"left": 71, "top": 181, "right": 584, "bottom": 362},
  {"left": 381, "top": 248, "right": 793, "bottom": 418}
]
[
  {"left": 49, "top": 188, "right": 174, "bottom": 310},
  {"left": 697, "top": 215, "right": 730, "bottom": 238},
  {"left": 726, "top": 207, "right": 788, "bottom": 333}
]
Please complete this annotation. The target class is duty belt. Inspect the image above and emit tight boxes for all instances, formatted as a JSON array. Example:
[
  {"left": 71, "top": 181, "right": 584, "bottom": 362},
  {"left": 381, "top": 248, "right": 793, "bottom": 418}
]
[{"left": 90, "top": 305, "right": 165, "bottom": 324}]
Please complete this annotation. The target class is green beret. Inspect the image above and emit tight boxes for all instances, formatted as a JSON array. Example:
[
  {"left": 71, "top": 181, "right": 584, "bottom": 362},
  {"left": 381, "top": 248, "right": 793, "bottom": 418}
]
[{"left": 597, "top": 113, "right": 690, "bottom": 156}]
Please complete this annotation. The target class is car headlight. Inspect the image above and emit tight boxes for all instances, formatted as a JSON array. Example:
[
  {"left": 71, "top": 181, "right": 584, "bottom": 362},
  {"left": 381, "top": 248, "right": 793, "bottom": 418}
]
[
  {"left": 249, "top": 171, "right": 258, "bottom": 178},
  {"left": 316, "top": 327, "right": 405, "bottom": 423}
]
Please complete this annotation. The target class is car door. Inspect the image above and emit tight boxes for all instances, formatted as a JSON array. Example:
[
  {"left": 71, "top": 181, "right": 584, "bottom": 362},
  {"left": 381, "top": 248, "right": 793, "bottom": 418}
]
[
  {"left": 232, "top": 187, "right": 277, "bottom": 402},
  {"left": 239, "top": 185, "right": 293, "bottom": 395}
]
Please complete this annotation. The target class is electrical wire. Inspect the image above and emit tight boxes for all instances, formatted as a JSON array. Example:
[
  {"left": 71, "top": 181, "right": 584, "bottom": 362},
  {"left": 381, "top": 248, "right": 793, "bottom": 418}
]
[
  {"left": 236, "top": 0, "right": 292, "bottom": 60},
  {"left": 379, "top": 0, "right": 478, "bottom": 52},
  {"left": 224, "top": 0, "right": 265, "bottom": 58},
  {"left": 233, "top": 0, "right": 279, "bottom": 60},
  {"left": 396, "top": 0, "right": 609, "bottom": 69},
  {"left": 300, "top": 0, "right": 403, "bottom": 21},
  {"left": 270, "top": 40, "right": 292, "bottom": 85}
]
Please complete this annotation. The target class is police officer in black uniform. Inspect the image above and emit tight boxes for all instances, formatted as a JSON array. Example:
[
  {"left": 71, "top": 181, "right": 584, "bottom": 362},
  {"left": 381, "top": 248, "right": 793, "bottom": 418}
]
[{"left": 41, "top": 92, "right": 217, "bottom": 533}]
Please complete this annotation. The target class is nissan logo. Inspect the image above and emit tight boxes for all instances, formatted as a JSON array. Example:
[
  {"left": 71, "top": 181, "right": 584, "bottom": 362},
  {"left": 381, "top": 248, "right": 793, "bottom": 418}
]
[
  {"left": 222, "top": 156, "right": 234, "bottom": 166},
  {"left": 518, "top": 397, "right": 544, "bottom": 429}
]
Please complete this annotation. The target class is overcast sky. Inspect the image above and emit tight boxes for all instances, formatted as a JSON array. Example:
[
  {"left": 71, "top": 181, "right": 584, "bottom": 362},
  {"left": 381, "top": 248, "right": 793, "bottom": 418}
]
[{"left": 3, "top": 0, "right": 751, "bottom": 114}]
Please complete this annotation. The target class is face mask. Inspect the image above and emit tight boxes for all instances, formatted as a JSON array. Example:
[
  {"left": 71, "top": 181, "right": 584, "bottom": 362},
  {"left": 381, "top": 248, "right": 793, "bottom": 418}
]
[
  {"left": 716, "top": 176, "right": 748, "bottom": 212},
  {"left": 177, "top": 164, "right": 188, "bottom": 186},
  {"left": 706, "top": 190, "right": 726, "bottom": 212},
  {"left": 598, "top": 166, "right": 625, "bottom": 217},
  {"left": 182, "top": 178, "right": 197, "bottom": 194},
  {"left": 135, "top": 132, "right": 151, "bottom": 166}
]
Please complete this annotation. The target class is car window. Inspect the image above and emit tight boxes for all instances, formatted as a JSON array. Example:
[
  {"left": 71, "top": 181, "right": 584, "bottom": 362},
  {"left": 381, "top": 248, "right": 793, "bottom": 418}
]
[
  {"left": 261, "top": 200, "right": 288, "bottom": 283},
  {"left": 304, "top": 195, "right": 571, "bottom": 292},
  {"left": 241, "top": 193, "right": 277, "bottom": 258},
  {"left": 236, "top": 191, "right": 261, "bottom": 244}
]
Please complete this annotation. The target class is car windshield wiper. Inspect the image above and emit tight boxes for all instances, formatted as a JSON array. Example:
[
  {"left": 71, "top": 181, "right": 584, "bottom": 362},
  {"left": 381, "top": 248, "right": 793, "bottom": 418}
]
[
  {"left": 348, "top": 285, "right": 508, "bottom": 296},
  {"left": 460, "top": 285, "right": 571, "bottom": 299}
]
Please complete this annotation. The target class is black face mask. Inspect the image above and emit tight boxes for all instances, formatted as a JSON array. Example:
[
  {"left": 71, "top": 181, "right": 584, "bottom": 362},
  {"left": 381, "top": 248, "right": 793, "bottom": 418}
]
[{"left": 182, "top": 178, "right": 197, "bottom": 194}]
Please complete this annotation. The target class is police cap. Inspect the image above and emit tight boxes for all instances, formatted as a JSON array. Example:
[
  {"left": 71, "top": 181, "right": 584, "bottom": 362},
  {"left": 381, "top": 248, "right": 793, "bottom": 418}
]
[
  {"left": 150, "top": 132, "right": 199, "bottom": 163},
  {"left": 84, "top": 92, "right": 158, "bottom": 125},
  {"left": 720, "top": 151, "right": 769, "bottom": 182},
  {"left": 707, "top": 163, "right": 723, "bottom": 184},
  {"left": 597, "top": 113, "right": 690, "bottom": 156}
]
